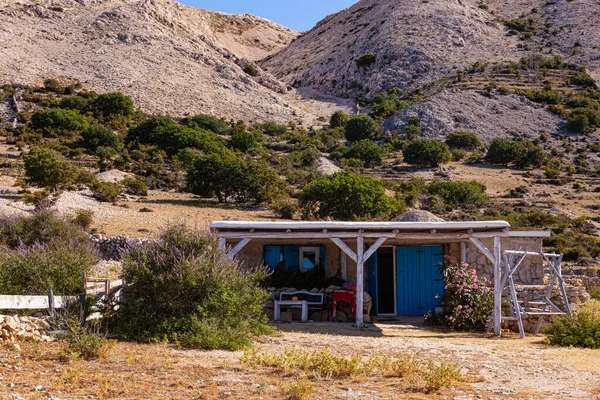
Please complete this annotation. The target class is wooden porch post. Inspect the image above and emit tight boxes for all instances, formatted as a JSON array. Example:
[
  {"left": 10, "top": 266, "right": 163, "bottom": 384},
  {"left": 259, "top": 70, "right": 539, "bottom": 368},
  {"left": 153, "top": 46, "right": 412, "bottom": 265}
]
[
  {"left": 493, "top": 235, "right": 502, "bottom": 336},
  {"left": 460, "top": 241, "right": 467, "bottom": 264},
  {"left": 355, "top": 236, "right": 364, "bottom": 327}
]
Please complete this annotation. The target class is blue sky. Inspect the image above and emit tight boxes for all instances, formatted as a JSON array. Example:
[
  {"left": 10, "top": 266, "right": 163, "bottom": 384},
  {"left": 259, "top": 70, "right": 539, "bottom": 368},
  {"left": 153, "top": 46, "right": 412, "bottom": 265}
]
[{"left": 179, "top": 0, "right": 357, "bottom": 32}]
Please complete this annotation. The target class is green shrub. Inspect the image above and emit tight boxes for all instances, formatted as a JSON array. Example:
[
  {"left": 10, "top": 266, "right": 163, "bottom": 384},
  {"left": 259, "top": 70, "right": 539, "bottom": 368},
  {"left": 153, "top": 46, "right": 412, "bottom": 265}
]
[
  {"left": 43, "top": 78, "right": 64, "bottom": 93},
  {"left": 356, "top": 53, "right": 376, "bottom": 67},
  {"left": 344, "top": 139, "right": 384, "bottom": 167},
  {"left": 445, "top": 132, "right": 483, "bottom": 150},
  {"left": 24, "top": 146, "right": 79, "bottom": 189},
  {"left": 299, "top": 171, "right": 396, "bottom": 220},
  {"left": 570, "top": 72, "right": 597, "bottom": 88},
  {"left": 345, "top": 114, "right": 379, "bottom": 141},
  {"left": 404, "top": 124, "right": 421, "bottom": 140},
  {"left": 73, "top": 209, "right": 94, "bottom": 230},
  {"left": 517, "top": 89, "right": 562, "bottom": 104},
  {"left": 30, "top": 108, "right": 88, "bottom": 134},
  {"left": 187, "top": 149, "right": 285, "bottom": 204},
  {"left": 485, "top": 138, "right": 525, "bottom": 166},
  {"left": 81, "top": 125, "right": 121, "bottom": 151},
  {"left": 89, "top": 180, "right": 122, "bottom": 202},
  {"left": 61, "top": 323, "right": 115, "bottom": 361},
  {"left": 109, "top": 224, "right": 273, "bottom": 350},
  {"left": 370, "top": 90, "right": 410, "bottom": 119},
  {"left": 91, "top": 92, "right": 134, "bottom": 119},
  {"left": 426, "top": 180, "right": 488, "bottom": 205},
  {"left": 244, "top": 63, "right": 258, "bottom": 76},
  {"left": 0, "top": 211, "right": 98, "bottom": 295},
  {"left": 329, "top": 110, "right": 350, "bottom": 128},
  {"left": 568, "top": 107, "right": 600, "bottom": 133},
  {"left": 515, "top": 141, "right": 545, "bottom": 168},
  {"left": 58, "top": 95, "right": 90, "bottom": 111},
  {"left": 451, "top": 149, "right": 467, "bottom": 161},
  {"left": 256, "top": 121, "right": 288, "bottom": 136},
  {"left": 547, "top": 300, "right": 600, "bottom": 348},
  {"left": 505, "top": 18, "right": 536, "bottom": 32},
  {"left": 122, "top": 177, "right": 148, "bottom": 196},
  {"left": 185, "top": 114, "right": 230, "bottom": 134},
  {"left": 403, "top": 139, "right": 451, "bottom": 167},
  {"left": 269, "top": 198, "right": 297, "bottom": 219},
  {"left": 128, "top": 116, "right": 225, "bottom": 155},
  {"left": 229, "top": 130, "right": 259, "bottom": 152}
]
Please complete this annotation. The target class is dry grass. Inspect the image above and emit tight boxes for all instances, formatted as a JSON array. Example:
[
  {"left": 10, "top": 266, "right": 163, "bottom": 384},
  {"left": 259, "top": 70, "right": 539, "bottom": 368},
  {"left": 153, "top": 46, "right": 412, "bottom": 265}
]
[{"left": 1, "top": 322, "right": 599, "bottom": 399}]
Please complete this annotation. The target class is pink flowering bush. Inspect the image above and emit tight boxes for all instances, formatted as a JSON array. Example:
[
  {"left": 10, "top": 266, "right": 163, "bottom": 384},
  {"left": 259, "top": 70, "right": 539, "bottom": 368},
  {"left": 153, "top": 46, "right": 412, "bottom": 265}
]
[{"left": 433, "top": 256, "right": 493, "bottom": 331}]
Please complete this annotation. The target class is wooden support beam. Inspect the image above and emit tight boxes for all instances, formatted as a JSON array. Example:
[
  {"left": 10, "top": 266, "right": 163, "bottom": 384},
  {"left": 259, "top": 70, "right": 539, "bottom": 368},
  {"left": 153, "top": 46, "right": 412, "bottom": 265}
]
[
  {"left": 355, "top": 236, "right": 365, "bottom": 328},
  {"left": 330, "top": 238, "right": 358, "bottom": 263},
  {"left": 219, "top": 237, "right": 226, "bottom": 252},
  {"left": 363, "top": 237, "right": 387, "bottom": 261},
  {"left": 460, "top": 241, "right": 467, "bottom": 263},
  {"left": 469, "top": 238, "right": 495, "bottom": 264},
  {"left": 226, "top": 238, "right": 252, "bottom": 259}
]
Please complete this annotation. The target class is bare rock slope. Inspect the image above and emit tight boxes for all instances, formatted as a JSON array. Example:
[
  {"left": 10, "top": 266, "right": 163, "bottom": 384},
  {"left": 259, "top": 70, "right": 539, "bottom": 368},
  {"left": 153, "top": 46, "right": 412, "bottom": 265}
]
[
  {"left": 0, "top": 0, "right": 300, "bottom": 122},
  {"left": 384, "top": 89, "right": 567, "bottom": 142}
]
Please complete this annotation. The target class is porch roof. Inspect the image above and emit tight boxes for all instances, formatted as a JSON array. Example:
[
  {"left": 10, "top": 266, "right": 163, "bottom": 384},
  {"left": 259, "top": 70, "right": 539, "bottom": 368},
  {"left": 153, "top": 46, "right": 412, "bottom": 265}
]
[{"left": 210, "top": 220, "right": 511, "bottom": 240}]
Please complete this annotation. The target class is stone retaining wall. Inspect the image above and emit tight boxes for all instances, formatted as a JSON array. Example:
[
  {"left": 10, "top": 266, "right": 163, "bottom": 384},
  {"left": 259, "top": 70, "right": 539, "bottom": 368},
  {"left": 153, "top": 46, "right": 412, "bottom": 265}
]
[{"left": 90, "top": 234, "right": 147, "bottom": 260}]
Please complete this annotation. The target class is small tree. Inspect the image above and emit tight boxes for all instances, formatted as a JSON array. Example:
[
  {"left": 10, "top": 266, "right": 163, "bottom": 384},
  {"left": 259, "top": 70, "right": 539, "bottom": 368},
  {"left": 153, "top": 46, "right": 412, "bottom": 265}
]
[
  {"left": 299, "top": 171, "right": 395, "bottom": 220},
  {"left": 486, "top": 138, "right": 525, "bottom": 166},
  {"left": 229, "top": 130, "right": 259, "bottom": 152},
  {"left": 91, "top": 92, "right": 135, "bottom": 119},
  {"left": 345, "top": 114, "right": 379, "bottom": 141},
  {"left": 329, "top": 110, "right": 350, "bottom": 128},
  {"left": 187, "top": 150, "right": 284, "bottom": 204},
  {"left": 30, "top": 108, "right": 88, "bottom": 134},
  {"left": 445, "top": 131, "right": 483, "bottom": 150},
  {"left": 186, "top": 114, "right": 230, "bottom": 134},
  {"left": 24, "top": 146, "right": 78, "bottom": 190},
  {"left": 344, "top": 139, "right": 384, "bottom": 167},
  {"left": 81, "top": 125, "right": 121, "bottom": 151},
  {"left": 403, "top": 139, "right": 451, "bottom": 167}
]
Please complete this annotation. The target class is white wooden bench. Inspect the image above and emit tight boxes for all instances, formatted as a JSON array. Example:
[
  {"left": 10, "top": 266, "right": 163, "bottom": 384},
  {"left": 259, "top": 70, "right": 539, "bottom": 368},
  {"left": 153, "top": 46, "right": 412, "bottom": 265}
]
[{"left": 274, "top": 291, "right": 324, "bottom": 322}]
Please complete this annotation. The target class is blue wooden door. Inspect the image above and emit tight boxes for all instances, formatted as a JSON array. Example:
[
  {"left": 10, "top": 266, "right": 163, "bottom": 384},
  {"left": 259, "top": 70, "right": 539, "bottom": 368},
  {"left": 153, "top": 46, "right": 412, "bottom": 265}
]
[
  {"left": 366, "top": 251, "right": 378, "bottom": 315},
  {"left": 263, "top": 245, "right": 281, "bottom": 271},
  {"left": 396, "top": 246, "right": 444, "bottom": 315}
]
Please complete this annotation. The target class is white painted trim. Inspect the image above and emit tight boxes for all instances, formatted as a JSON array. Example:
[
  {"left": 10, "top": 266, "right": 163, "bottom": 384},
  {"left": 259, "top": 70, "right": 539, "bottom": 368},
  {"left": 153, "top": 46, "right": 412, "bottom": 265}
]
[
  {"left": 356, "top": 236, "right": 365, "bottom": 327},
  {"left": 508, "top": 231, "right": 551, "bottom": 238},
  {"left": 299, "top": 247, "right": 320, "bottom": 272}
]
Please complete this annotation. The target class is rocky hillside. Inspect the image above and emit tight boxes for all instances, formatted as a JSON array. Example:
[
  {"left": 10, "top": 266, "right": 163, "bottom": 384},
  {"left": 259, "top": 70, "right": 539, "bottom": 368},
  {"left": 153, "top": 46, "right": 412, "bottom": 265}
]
[
  {"left": 262, "top": 0, "right": 519, "bottom": 100},
  {"left": 0, "top": 0, "right": 303, "bottom": 122}
]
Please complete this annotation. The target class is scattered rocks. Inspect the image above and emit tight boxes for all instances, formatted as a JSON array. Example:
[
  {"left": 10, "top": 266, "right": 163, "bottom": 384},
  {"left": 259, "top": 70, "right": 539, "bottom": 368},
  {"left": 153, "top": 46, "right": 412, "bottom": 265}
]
[{"left": 0, "top": 315, "right": 53, "bottom": 344}]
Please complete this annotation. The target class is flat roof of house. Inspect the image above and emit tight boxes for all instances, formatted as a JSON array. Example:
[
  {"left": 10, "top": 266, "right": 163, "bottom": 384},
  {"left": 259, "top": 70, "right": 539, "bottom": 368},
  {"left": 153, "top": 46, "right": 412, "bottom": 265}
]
[
  {"left": 210, "top": 221, "right": 523, "bottom": 240},
  {"left": 211, "top": 220, "right": 510, "bottom": 232}
]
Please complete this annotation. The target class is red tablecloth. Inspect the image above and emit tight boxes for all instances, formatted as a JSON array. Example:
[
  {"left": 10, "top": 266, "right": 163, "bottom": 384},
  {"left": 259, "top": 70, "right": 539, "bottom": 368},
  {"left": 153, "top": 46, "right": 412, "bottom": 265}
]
[{"left": 332, "top": 290, "right": 356, "bottom": 317}]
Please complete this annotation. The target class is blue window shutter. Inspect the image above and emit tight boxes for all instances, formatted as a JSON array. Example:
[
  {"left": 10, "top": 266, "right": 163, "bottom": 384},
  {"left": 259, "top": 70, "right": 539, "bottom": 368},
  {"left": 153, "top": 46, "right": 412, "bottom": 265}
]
[
  {"left": 319, "top": 245, "right": 327, "bottom": 272},
  {"left": 263, "top": 246, "right": 281, "bottom": 271}
]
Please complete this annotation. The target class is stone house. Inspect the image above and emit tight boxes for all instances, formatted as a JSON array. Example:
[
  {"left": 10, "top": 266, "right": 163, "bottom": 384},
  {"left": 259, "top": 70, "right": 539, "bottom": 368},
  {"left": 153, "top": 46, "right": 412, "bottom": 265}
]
[{"left": 211, "top": 214, "right": 555, "bottom": 335}]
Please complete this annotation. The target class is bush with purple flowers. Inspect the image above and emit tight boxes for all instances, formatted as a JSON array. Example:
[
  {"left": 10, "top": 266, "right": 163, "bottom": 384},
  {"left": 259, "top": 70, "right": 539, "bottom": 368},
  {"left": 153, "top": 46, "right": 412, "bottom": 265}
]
[
  {"left": 428, "top": 256, "right": 493, "bottom": 331},
  {"left": 109, "top": 223, "right": 274, "bottom": 350}
]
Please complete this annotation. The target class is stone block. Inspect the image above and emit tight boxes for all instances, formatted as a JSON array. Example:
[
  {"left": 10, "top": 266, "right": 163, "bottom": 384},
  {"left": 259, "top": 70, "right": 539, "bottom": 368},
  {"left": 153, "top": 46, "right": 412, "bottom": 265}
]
[
  {"left": 280, "top": 311, "right": 293, "bottom": 323},
  {"left": 334, "top": 311, "right": 347, "bottom": 323}
]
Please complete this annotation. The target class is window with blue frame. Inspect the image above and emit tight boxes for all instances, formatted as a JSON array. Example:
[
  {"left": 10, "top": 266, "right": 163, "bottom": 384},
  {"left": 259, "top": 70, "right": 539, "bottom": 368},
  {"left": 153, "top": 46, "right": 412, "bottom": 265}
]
[{"left": 263, "top": 245, "right": 326, "bottom": 273}]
